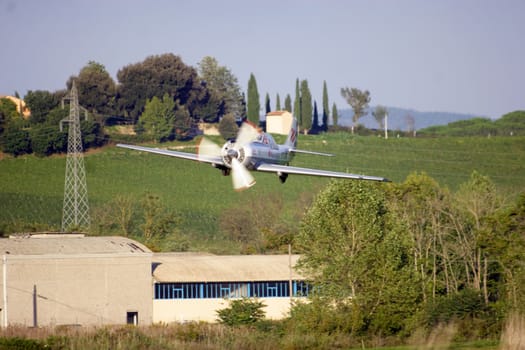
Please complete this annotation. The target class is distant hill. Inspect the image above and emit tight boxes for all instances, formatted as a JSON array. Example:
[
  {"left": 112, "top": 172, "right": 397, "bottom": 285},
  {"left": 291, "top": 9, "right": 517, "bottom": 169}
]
[{"left": 338, "top": 106, "right": 481, "bottom": 131}]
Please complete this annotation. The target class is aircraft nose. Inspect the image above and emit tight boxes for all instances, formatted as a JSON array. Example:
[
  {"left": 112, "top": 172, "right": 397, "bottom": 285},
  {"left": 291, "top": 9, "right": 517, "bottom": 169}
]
[{"left": 227, "top": 149, "right": 239, "bottom": 159}]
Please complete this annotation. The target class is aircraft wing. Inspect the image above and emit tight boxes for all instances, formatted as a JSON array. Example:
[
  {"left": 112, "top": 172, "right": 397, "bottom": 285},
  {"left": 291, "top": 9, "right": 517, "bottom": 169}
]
[
  {"left": 255, "top": 163, "right": 390, "bottom": 182},
  {"left": 116, "top": 144, "right": 223, "bottom": 164}
]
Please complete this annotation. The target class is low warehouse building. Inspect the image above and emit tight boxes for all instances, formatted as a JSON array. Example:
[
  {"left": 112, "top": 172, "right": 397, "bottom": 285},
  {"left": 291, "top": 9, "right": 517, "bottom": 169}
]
[
  {"left": 152, "top": 253, "right": 309, "bottom": 323},
  {"left": 0, "top": 234, "right": 308, "bottom": 326},
  {"left": 0, "top": 234, "right": 153, "bottom": 327}
]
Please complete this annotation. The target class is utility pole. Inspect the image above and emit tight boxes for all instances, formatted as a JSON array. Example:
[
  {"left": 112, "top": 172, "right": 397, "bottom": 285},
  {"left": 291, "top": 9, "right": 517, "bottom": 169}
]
[{"left": 61, "top": 81, "right": 90, "bottom": 232}]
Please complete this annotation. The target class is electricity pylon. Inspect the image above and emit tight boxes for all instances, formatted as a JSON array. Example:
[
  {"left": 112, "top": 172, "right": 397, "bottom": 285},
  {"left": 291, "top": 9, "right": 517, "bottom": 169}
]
[{"left": 61, "top": 81, "right": 90, "bottom": 232}]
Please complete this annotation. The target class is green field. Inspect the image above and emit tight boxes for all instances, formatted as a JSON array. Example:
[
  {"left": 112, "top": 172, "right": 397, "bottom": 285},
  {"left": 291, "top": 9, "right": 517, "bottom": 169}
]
[{"left": 1, "top": 133, "right": 524, "bottom": 249}]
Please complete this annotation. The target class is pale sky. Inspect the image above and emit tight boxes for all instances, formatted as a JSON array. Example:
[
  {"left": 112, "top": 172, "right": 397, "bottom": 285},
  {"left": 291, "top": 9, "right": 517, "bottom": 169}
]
[{"left": 1, "top": 0, "right": 524, "bottom": 118}]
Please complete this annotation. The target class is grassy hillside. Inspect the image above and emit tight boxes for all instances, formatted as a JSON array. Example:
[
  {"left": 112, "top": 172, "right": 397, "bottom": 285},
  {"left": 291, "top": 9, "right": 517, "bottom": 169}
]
[{"left": 1, "top": 133, "right": 524, "bottom": 251}]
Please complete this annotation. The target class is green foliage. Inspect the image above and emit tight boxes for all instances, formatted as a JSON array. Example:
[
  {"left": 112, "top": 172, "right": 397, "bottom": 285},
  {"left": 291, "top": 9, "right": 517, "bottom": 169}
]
[
  {"left": 340, "top": 87, "right": 371, "bottom": 132},
  {"left": 197, "top": 56, "right": 243, "bottom": 120},
  {"left": 30, "top": 124, "right": 67, "bottom": 156},
  {"left": 1, "top": 125, "right": 32, "bottom": 156},
  {"left": 322, "top": 80, "right": 329, "bottom": 131},
  {"left": 136, "top": 94, "right": 175, "bottom": 142},
  {"left": 284, "top": 94, "right": 292, "bottom": 113},
  {"left": 300, "top": 79, "right": 312, "bottom": 131},
  {"left": 0, "top": 337, "right": 46, "bottom": 350},
  {"left": 332, "top": 102, "right": 339, "bottom": 126},
  {"left": 218, "top": 113, "right": 238, "bottom": 140},
  {"left": 116, "top": 53, "right": 204, "bottom": 122},
  {"left": 69, "top": 61, "right": 117, "bottom": 116},
  {"left": 246, "top": 73, "right": 260, "bottom": 124},
  {"left": 294, "top": 79, "right": 300, "bottom": 121},
  {"left": 24, "top": 90, "right": 62, "bottom": 124},
  {"left": 297, "top": 180, "right": 420, "bottom": 335},
  {"left": 420, "top": 111, "right": 525, "bottom": 136},
  {"left": 265, "top": 93, "right": 271, "bottom": 114},
  {"left": 0, "top": 97, "right": 19, "bottom": 126},
  {"left": 140, "top": 192, "right": 179, "bottom": 247},
  {"left": 424, "top": 289, "right": 487, "bottom": 326},
  {"left": 216, "top": 298, "right": 266, "bottom": 326}
]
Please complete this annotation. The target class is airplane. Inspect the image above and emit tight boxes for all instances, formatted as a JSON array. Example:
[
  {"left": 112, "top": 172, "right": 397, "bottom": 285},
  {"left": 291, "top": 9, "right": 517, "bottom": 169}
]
[{"left": 116, "top": 118, "right": 390, "bottom": 191}]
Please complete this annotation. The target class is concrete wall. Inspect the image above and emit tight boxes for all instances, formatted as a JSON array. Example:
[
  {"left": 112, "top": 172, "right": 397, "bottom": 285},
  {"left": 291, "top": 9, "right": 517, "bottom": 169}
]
[
  {"left": 153, "top": 297, "right": 301, "bottom": 323},
  {"left": 1, "top": 253, "right": 152, "bottom": 326}
]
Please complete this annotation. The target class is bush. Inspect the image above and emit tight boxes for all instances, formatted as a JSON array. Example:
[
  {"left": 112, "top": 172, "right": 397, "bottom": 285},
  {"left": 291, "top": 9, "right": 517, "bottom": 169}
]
[
  {"left": 216, "top": 298, "right": 266, "bottom": 326},
  {"left": 1, "top": 126, "right": 31, "bottom": 156}
]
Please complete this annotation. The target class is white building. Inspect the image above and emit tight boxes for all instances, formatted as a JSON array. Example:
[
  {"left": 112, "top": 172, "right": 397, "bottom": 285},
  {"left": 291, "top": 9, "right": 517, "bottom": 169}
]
[
  {"left": 0, "top": 234, "right": 308, "bottom": 326},
  {"left": 152, "top": 253, "right": 308, "bottom": 323},
  {"left": 0, "top": 234, "right": 153, "bottom": 327},
  {"left": 266, "top": 111, "right": 293, "bottom": 135}
]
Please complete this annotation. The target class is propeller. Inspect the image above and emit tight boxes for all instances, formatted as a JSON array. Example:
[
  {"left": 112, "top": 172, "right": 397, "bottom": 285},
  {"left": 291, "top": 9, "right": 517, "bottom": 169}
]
[
  {"left": 197, "top": 137, "right": 222, "bottom": 161},
  {"left": 197, "top": 121, "right": 259, "bottom": 191}
]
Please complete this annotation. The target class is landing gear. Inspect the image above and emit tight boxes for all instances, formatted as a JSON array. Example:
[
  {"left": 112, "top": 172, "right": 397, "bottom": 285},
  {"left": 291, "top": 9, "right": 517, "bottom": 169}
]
[
  {"left": 278, "top": 172, "right": 288, "bottom": 184},
  {"left": 213, "top": 164, "right": 231, "bottom": 176}
]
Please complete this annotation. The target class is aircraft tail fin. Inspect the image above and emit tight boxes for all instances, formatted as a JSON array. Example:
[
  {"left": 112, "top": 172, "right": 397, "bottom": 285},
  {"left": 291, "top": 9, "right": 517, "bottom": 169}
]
[{"left": 285, "top": 117, "right": 299, "bottom": 148}]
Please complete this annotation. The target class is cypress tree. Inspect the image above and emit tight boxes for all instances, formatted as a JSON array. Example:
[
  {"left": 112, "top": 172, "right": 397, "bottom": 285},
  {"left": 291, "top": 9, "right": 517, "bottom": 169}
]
[
  {"left": 332, "top": 102, "right": 339, "bottom": 126},
  {"left": 275, "top": 93, "right": 281, "bottom": 111},
  {"left": 322, "top": 81, "right": 329, "bottom": 131},
  {"left": 265, "top": 93, "right": 271, "bottom": 114},
  {"left": 284, "top": 94, "right": 292, "bottom": 113},
  {"left": 300, "top": 79, "right": 312, "bottom": 131},
  {"left": 293, "top": 78, "right": 301, "bottom": 123},
  {"left": 311, "top": 101, "right": 319, "bottom": 134},
  {"left": 247, "top": 73, "right": 260, "bottom": 124}
]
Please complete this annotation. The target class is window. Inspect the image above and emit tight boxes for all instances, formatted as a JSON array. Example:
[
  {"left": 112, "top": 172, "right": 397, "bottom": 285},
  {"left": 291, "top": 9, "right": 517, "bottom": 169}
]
[{"left": 154, "top": 281, "right": 310, "bottom": 299}]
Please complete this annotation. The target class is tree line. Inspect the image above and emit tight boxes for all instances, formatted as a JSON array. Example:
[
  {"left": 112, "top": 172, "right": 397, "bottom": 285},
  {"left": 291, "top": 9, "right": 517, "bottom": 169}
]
[
  {"left": 294, "top": 171, "right": 525, "bottom": 342},
  {"left": 0, "top": 53, "right": 359, "bottom": 156}
]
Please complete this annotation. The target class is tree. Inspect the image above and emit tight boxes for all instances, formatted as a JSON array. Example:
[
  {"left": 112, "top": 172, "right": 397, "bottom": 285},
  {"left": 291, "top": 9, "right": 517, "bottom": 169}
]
[
  {"left": 69, "top": 61, "right": 116, "bottom": 117},
  {"left": 30, "top": 124, "right": 67, "bottom": 156},
  {"left": 310, "top": 101, "right": 319, "bottom": 134},
  {"left": 197, "top": 56, "right": 243, "bottom": 120},
  {"left": 300, "top": 79, "right": 312, "bottom": 132},
  {"left": 1, "top": 124, "right": 31, "bottom": 156},
  {"left": 372, "top": 105, "right": 388, "bottom": 130},
  {"left": 275, "top": 93, "right": 281, "bottom": 111},
  {"left": 284, "top": 94, "right": 292, "bottom": 113},
  {"left": 136, "top": 94, "right": 175, "bottom": 142},
  {"left": 24, "top": 90, "right": 61, "bottom": 124},
  {"left": 140, "top": 193, "right": 177, "bottom": 246},
  {"left": 219, "top": 113, "right": 239, "bottom": 140},
  {"left": 247, "top": 73, "right": 260, "bottom": 124},
  {"left": 488, "top": 193, "right": 525, "bottom": 312},
  {"left": 0, "top": 98, "right": 18, "bottom": 134},
  {"left": 332, "top": 102, "right": 339, "bottom": 127},
  {"left": 117, "top": 53, "right": 205, "bottom": 122},
  {"left": 293, "top": 79, "right": 300, "bottom": 122},
  {"left": 172, "top": 99, "right": 192, "bottom": 140},
  {"left": 297, "top": 180, "right": 419, "bottom": 334},
  {"left": 265, "top": 92, "right": 271, "bottom": 114},
  {"left": 450, "top": 171, "right": 501, "bottom": 304},
  {"left": 322, "top": 81, "right": 329, "bottom": 131},
  {"left": 340, "top": 87, "right": 371, "bottom": 134}
]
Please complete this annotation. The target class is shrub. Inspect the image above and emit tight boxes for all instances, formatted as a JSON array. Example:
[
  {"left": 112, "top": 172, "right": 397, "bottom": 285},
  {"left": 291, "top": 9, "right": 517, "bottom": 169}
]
[{"left": 216, "top": 298, "right": 266, "bottom": 326}]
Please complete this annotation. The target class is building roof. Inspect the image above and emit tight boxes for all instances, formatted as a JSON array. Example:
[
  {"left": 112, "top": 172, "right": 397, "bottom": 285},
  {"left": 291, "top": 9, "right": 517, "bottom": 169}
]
[
  {"left": 266, "top": 110, "right": 292, "bottom": 117},
  {"left": 0, "top": 234, "right": 151, "bottom": 256},
  {"left": 153, "top": 253, "right": 305, "bottom": 282}
]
